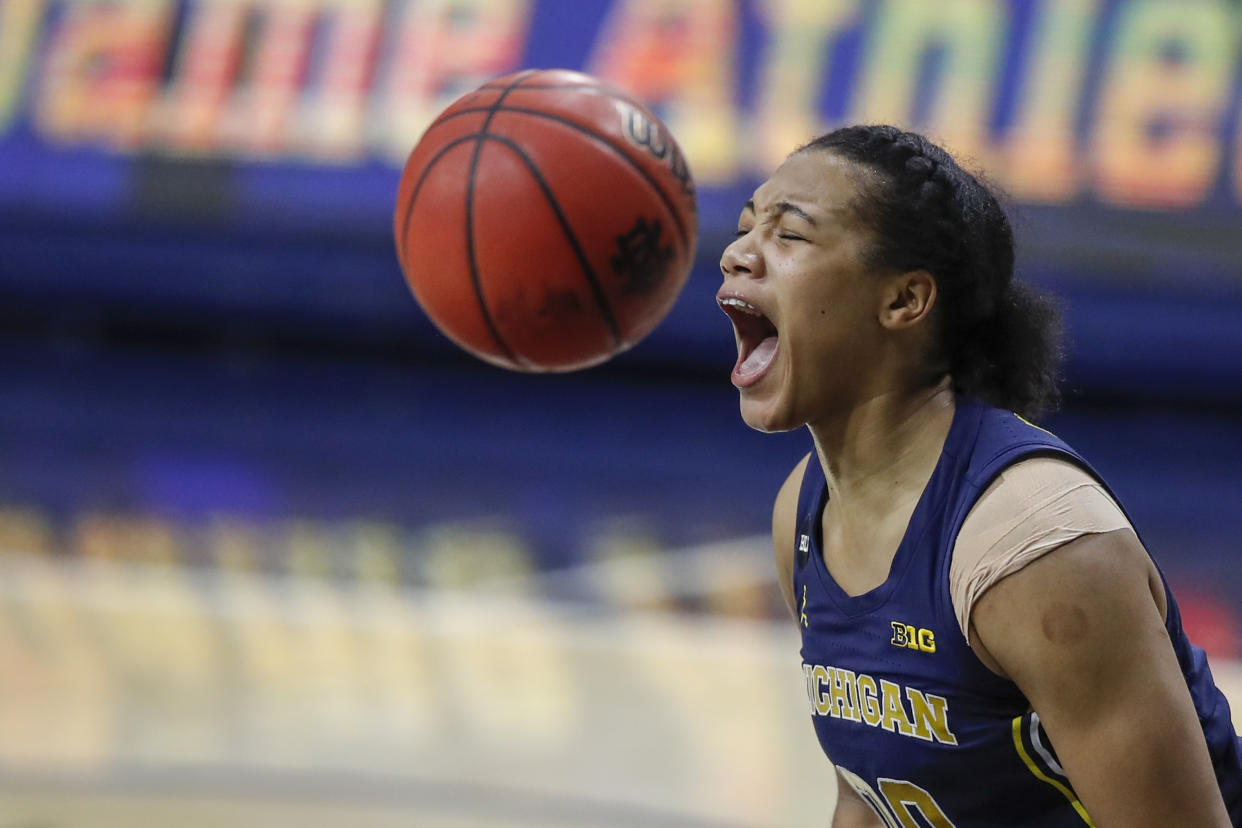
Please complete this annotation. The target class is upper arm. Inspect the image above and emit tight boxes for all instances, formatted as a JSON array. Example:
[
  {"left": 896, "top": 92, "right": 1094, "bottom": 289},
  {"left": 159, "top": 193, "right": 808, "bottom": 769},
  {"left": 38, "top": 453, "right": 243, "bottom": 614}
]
[
  {"left": 971, "top": 529, "right": 1230, "bottom": 827},
  {"left": 952, "top": 456, "right": 1134, "bottom": 645},
  {"left": 772, "top": 452, "right": 812, "bottom": 622}
]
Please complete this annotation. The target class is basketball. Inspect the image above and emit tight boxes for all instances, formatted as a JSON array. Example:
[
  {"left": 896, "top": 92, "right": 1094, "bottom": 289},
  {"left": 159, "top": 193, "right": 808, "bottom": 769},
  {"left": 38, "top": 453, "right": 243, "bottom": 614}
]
[{"left": 393, "top": 69, "right": 698, "bottom": 372}]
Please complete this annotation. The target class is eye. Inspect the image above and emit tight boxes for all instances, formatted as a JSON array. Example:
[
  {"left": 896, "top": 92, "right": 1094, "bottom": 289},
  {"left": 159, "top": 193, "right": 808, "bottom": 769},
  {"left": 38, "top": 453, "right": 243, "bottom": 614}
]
[
  {"left": 734, "top": 227, "right": 752, "bottom": 238},
  {"left": 777, "top": 232, "right": 806, "bottom": 242}
]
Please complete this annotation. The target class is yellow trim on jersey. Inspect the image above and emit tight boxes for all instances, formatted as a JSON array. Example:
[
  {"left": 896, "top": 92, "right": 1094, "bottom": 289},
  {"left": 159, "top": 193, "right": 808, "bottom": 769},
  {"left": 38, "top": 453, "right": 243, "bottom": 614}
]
[
  {"left": 1013, "top": 412, "right": 1055, "bottom": 437},
  {"left": 1011, "top": 716, "right": 1095, "bottom": 826}
]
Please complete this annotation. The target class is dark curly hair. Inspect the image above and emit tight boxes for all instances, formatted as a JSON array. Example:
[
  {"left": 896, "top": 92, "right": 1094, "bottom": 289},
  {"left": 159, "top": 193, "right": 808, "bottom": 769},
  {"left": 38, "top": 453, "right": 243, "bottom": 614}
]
[{"left": 799, "top": 125, "right": 1062, "bottom": 419}]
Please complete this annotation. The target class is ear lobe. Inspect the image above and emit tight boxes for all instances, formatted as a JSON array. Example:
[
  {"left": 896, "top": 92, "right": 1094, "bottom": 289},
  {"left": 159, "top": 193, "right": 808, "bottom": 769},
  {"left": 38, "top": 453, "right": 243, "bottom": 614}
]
[{"left": 880, "top": 270, "right": 937, "bottom": 330}]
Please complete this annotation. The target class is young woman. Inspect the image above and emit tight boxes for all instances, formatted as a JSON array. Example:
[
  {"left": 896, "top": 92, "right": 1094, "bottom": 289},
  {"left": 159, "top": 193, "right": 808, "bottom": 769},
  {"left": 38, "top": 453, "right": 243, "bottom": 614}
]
[{"left": 717, "top": 125, "right": 1242, "bottom": 827}]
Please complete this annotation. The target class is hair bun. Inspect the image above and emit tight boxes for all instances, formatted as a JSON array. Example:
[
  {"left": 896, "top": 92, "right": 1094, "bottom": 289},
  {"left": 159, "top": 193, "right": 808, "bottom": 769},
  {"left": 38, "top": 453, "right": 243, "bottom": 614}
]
[{"left": 905, "top": 155, "right": 935, "bottom": 176}]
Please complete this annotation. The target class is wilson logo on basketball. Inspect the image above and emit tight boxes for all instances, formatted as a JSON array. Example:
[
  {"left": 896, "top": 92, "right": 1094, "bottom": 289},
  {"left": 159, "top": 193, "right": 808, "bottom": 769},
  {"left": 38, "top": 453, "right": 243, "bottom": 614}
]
[{"left": 620, "top": 105, "right": 696, "bottom": 207}]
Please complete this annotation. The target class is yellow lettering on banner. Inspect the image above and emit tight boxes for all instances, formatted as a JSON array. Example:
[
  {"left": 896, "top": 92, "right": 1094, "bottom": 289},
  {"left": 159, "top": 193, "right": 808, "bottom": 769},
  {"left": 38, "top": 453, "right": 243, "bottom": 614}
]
[
  {"left": 857, "top": 673, "right": 881, "bottom": 726},
  {"left": 154, "top": 0, "right": 250, "bottom": 153},
  {"left": 0, "top": 0, "right": 45, "bottom": 135},
  {"left": 589, "top": 0, "right": 739, "bottom": 183},
  {"left": 295, "top": 0, "right": 384, "bottom": 161},
  {"left": 851, "top": 0, "right": 1004, "bottom": 164},
  {"left": 154, "top": 0, "right": 382, "bottom": 158},
  {"left": 906, "top": 688, "right": 958, "bottom": 745},
  {"left": 375, "top": 0, "right": 533, "bottom": 162},
  {"left": 1093, "top": 0, "right": 1236, "bottom": 209},
  {"left": 34, "top": 0, "right": 173, "bottom": 149},
  {"left": 879, "top": 678, "right": 915, "bottom": 736},
  {"left": 216, "top": 0, "right": 320, "bottom": 158},
  {"left": 1002, "top": 0, "right": 1098, "bottom": 202},
  {"left": 752, "top": 0, "right": 860, "bottom": 170}
]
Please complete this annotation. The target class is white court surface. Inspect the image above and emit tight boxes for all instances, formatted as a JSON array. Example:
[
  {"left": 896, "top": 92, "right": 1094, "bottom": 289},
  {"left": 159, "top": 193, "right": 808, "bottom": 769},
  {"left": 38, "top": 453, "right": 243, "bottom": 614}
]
[{"left": 0, "top": 550, "right": 1236, "bottom": 828}]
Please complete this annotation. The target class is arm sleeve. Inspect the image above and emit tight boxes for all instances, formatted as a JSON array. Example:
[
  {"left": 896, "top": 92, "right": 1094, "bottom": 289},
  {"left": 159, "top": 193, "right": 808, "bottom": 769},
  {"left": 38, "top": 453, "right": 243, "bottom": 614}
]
[{"left": 950, "top": 457, "right": 1133, "bottom": 643}]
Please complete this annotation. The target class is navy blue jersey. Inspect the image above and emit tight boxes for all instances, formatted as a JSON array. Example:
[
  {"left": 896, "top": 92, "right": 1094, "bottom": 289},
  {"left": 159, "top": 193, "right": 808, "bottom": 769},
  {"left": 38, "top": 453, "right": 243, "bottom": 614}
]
[{"left": 792, "top": 398, "right": 1242, "bottom": 826}]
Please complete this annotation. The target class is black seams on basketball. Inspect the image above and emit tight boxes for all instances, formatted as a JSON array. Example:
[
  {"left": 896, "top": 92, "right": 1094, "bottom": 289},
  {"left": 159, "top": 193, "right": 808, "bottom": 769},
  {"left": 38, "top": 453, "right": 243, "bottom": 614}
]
[{"left": 393, "top": 69, "right": 698, "bottom": 372}]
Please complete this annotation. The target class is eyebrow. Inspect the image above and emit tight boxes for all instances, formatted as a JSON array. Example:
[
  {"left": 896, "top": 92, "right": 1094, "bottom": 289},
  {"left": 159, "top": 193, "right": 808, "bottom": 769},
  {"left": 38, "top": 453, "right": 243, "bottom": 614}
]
[{"left": 743, "top": 199, "right": 819, "bottom": 227}]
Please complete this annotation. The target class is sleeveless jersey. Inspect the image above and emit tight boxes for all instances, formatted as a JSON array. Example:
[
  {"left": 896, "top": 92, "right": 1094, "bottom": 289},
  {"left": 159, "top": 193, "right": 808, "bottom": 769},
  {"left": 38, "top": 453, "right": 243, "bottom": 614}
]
[{"left": 792, "top": 398, "right": 1242, "bottom": 826}]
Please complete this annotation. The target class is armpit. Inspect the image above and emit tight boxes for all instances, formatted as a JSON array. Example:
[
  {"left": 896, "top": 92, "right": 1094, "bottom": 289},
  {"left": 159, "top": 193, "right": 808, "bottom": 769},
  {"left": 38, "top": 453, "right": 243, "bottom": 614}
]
[{"left": 951, "top": 457, "right": 1132, "bottom": 643}]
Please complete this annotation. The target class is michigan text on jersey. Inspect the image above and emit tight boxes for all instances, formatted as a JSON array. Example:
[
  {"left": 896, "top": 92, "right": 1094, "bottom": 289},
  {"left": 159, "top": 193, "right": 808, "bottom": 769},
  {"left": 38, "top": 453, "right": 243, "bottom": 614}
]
[{"left": 802, "top": 663, "right": 958, "bottom": 746}]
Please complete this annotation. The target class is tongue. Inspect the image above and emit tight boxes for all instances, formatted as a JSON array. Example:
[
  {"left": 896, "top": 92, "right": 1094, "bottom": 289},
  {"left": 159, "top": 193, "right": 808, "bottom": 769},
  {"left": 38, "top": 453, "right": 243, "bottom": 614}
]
[{"left": 739, "top": 335, "right": 778, "bottom": 376}]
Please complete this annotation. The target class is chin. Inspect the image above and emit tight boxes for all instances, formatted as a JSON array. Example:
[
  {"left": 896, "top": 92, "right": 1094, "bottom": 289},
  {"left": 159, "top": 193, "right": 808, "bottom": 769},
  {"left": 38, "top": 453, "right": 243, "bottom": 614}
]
[{"left": 739, "top": 396, "right": 801, "bottom": 434}]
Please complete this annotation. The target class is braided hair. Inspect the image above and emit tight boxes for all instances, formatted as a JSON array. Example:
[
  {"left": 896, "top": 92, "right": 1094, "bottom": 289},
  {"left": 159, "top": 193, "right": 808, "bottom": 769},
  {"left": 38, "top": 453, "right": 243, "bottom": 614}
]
[{"left": 799, "top": 125, "right": 1062, "bottom": 419}]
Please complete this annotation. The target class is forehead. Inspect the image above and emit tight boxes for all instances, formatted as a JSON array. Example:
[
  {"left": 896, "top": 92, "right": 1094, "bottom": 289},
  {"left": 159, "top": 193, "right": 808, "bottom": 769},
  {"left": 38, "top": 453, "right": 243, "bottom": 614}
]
[{"left": 747, "top": 151, "right": 870, "bottom": 218}]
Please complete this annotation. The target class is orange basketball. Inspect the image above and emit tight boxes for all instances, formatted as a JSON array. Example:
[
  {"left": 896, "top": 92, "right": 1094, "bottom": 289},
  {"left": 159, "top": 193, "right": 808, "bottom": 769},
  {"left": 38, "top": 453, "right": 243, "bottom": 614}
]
[{"left": 393, "top": 69, "right": 698, "bottom": 372}]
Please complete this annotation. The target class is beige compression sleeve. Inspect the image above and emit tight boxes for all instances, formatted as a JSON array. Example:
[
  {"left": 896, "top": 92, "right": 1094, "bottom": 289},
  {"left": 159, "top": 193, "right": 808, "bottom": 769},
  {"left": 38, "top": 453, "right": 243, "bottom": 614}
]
[{"left": 951, "top": 457, "right": 1133, "bottom": 642}]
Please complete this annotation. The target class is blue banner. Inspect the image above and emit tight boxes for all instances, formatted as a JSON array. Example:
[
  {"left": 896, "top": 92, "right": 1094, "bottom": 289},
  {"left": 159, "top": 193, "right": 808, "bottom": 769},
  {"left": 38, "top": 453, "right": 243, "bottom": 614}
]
[
  {"left": 1, "top": 0, "right": 1240, "bottom": 387},
  {"left": 3, "top": 1, "right": 1241, "bottom": 232}
]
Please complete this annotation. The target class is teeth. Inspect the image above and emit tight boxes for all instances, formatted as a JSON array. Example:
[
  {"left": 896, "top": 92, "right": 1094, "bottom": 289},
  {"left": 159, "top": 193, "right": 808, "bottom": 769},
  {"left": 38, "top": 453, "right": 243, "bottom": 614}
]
[{"left": 719, "top": 296, "right": 761, "bottom": 315}]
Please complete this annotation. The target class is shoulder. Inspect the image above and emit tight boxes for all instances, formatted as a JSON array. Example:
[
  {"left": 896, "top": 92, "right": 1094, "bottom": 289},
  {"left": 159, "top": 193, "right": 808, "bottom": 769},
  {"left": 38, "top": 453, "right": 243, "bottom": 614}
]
[
  {"left": 958, "top": 455, "right": 1129, "bottom": 552},
  {"left": 772, "top": 452, "right": 814, "bottom": 619},
  {"left": 968, "top": 455, "right": 1113, "bottom": 516},
  {"left": 950, "top": 456, "right": 1134, "bottom": 644},
  {"left": 957, "top": 455, "right": 1163, "bottom": 673}
]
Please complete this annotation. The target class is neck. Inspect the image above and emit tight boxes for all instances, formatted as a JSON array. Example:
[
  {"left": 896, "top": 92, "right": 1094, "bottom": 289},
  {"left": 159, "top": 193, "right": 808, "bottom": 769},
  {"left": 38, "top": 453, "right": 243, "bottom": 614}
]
[{"left": 809, "top": 378, "right": 956, "bottom": 510}]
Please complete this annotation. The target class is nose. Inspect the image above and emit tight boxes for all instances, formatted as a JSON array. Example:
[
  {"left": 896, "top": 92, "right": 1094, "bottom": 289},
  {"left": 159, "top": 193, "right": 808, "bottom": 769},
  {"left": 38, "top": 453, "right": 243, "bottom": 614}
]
[{"left": 719, "top": 234, "right": 761, "bottom": 280}]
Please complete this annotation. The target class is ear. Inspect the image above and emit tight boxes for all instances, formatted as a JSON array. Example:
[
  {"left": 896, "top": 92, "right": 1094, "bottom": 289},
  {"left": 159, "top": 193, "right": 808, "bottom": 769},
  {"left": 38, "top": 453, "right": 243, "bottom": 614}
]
[{"left": 878, "top": 269, "right": 937, "bottom": 331}]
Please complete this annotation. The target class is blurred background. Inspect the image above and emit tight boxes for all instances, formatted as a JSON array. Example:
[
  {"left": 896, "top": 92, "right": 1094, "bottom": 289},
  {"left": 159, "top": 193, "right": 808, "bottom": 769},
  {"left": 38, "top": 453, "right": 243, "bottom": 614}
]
[{"left": 0, "top": 1, "right": 1240, "bottom": 825}]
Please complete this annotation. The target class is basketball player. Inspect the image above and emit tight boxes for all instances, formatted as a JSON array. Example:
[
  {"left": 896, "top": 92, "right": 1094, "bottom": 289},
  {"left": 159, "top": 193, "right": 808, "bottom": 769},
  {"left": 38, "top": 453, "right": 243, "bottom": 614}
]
[{"left": 717, "top": 125, "right": 1242, "bottom": 826}]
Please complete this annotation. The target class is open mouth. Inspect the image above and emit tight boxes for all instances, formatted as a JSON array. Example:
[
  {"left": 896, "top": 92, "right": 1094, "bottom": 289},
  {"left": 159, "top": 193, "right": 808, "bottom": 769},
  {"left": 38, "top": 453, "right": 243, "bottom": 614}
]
[{"left": 718, "top": 295, "right": 779, "bottom": 387}]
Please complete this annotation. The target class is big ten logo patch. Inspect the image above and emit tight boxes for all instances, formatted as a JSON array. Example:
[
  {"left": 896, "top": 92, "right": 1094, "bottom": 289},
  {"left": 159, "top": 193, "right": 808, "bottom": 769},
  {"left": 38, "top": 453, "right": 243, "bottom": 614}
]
[{"left": 891, "top": 621, "right": 936, "bottom": 654}]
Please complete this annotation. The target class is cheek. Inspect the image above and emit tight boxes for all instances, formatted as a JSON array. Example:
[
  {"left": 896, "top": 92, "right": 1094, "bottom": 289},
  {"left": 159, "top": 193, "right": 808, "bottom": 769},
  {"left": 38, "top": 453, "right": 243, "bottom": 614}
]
[
  {"left": 784, "top": 281, "right": 848, "bottom": 336},
  {"left": 782, "top": 291, "right": 877, "bottom": 368}
]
